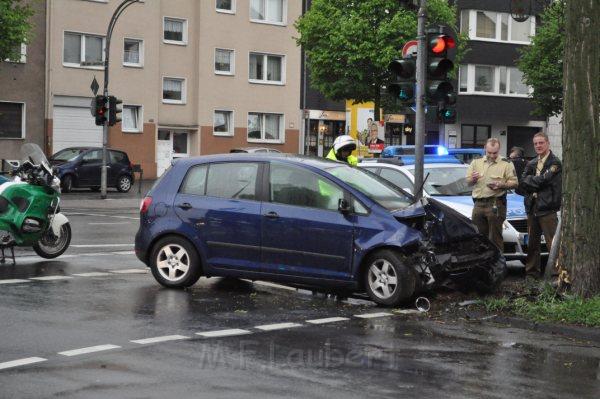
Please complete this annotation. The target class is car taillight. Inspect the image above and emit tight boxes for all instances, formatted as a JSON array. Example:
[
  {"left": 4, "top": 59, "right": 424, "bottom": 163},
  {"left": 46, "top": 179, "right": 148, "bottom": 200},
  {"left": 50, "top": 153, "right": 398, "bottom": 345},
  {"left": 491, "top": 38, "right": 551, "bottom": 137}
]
[{"left": 140, "top": 196, "right": 152, "bottom": 214}]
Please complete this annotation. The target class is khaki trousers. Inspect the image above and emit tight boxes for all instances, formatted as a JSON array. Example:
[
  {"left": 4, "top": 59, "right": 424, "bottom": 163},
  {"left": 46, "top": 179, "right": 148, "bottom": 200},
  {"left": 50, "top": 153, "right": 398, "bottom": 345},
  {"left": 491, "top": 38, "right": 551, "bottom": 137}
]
[
  {"left": 525, "top": 212, "right": 558, "bottom": 276},
  {"left": 472, "top": 199, "right": 506, "bottom": 251}
]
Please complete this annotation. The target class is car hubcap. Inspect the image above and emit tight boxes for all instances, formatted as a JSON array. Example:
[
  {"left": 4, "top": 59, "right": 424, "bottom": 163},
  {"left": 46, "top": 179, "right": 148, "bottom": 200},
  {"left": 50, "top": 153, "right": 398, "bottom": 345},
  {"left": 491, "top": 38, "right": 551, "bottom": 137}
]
[
  {"left": 120, "top": 177, "right": 131, "bottom": 191},
  {"left": 368, "top": 259, "right": 398, "bottom": 299},
  {"left": 156, "top": 244, "right": 190, "bottom": 282}
]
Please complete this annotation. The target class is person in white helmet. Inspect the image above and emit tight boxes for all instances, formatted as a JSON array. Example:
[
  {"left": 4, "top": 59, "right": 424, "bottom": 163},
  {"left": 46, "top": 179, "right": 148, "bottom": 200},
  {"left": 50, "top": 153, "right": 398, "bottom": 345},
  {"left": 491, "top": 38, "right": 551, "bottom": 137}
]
[{"left": 326, "top": 135, "right": 358, "bottom": 166}]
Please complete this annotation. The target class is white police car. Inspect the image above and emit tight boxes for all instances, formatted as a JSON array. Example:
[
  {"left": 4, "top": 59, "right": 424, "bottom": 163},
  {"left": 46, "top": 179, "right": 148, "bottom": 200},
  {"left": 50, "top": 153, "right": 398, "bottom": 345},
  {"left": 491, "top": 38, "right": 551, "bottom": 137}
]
[{"left": 359, "top": 158, "right": 546, "bottom": 263}]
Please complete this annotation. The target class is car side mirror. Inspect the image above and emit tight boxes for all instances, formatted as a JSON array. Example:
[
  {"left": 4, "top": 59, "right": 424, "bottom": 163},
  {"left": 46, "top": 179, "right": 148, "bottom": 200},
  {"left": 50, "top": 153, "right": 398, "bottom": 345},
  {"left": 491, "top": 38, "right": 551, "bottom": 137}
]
[{"left": 338, "top": 198, "right": 352, "bottom": 214}]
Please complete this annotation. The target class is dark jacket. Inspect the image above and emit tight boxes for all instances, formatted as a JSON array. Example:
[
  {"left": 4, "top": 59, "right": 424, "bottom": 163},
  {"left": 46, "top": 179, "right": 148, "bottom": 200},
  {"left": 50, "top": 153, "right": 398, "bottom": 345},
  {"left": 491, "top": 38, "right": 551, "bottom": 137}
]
[
  {"left": 510, "top": 156, "right": 527, "bottom": 195},
  {"left": 519, "top": 151, "right": 562, "bottom": 216}
]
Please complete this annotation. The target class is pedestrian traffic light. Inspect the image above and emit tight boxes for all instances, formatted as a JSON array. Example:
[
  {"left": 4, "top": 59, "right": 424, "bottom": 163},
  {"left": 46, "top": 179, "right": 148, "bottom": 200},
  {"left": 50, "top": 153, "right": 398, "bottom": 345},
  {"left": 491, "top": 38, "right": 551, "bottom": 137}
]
[
  {"left": 108, "top": 96, "right": 123, "bottom": 126},
  {"left": 438, "top": 105, "right": 457, "bottom": 124},
  {"left": 387, "top": 58, "right": 416, "bottom": 104},
  {"left": 426, "top": 33, "right": 456, "bottom": 106},
  {"left": 92, "top": 95, "right": 107, "bottom": 126}
]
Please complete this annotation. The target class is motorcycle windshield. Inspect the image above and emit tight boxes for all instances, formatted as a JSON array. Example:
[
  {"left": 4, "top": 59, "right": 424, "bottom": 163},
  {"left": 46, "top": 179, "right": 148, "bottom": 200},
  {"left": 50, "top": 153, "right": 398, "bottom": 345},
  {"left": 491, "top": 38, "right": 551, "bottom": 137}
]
[{"left": 20, "top": 143, "right": 51, "bottom": 171}]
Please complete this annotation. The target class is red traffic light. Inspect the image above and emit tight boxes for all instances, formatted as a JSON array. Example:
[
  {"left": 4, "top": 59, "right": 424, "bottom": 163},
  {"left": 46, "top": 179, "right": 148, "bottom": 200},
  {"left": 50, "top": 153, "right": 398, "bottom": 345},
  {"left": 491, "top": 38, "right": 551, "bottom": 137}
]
[{"left": 429, "top": 35, "right": 455, "bottom": 54}]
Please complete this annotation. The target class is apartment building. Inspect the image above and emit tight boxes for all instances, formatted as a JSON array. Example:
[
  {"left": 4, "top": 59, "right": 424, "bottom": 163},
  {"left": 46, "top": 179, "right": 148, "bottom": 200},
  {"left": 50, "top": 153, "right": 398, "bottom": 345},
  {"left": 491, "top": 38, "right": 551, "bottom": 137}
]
[
  {"left": 46, "top": 0, "right": 302, "bottom": 178},
  {"left": 0, "top": 0, "right": 46, "bottom": 163}
]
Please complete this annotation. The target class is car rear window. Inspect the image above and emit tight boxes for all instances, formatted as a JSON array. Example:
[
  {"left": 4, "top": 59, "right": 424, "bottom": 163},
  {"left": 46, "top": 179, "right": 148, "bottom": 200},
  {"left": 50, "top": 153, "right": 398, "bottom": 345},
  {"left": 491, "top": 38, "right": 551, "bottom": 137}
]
[
  {"left": 110, "top": 151, "right": 128, "bottom": 164},
  {"left": 180, "top": 164, "right": 208, "bottom": 195}
]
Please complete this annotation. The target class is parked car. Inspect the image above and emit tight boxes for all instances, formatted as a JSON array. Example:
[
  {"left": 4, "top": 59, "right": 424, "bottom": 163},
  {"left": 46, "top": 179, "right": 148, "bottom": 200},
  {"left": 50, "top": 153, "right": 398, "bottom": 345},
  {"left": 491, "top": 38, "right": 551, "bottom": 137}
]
[
  {"left": 135, "top": 154, "right": 505, "bottom": 306},
  {"left": 229, "top": 147, "right": 281, "bottom": 153},
  {"left": 50, "top": 147, "right": 134, "bottom": 193},
  {"left": 358, "top": 158, "right": 544, "bottom": 263}
]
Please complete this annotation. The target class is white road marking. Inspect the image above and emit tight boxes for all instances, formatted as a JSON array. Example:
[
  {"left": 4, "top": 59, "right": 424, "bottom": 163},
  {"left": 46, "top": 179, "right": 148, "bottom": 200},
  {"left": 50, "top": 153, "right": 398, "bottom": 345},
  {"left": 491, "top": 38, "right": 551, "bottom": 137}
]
[
  {"left": 254, "top": 322, "right": 303, "bottom": 331},
  {"left": 131, "top": 335, "right": 190, "bottom": 345},
  {"left": 195, "top": 329, "right": 252, "bottom": 338},
  {"left": 58, "top": 344, "right": 121, "bottom": 357},
  {"left": 109, "top": 268, "right": 148, "bottom": 274},
  {"left": 88, "top": 222, "right": 131, "bottom": 225},
  {"left": 0, "top": 357, "right": 47, "bottom": 370},
  {"left": 112, "top": 251, "right": 136, "bottom": 255},
  {"left": 305, "top": 317, "right": 350, "bottom": 325},
  {"left": 71, "top": 244, "right": 134, "bottom": 248},
  {"left": 0, "top": 279, "right": 31, "bottom": 284},
  {"left": 354, "top": 312, "right": 394, "bottom": 319},
  {"left": 29, "top": 276, "right": 73, "bottom": 281},
  {"left": 71, "top": 272, "right": 113, "bottom": 277},
  {"left": 66, "top": 212, "right": 138, "bottom": 220}
]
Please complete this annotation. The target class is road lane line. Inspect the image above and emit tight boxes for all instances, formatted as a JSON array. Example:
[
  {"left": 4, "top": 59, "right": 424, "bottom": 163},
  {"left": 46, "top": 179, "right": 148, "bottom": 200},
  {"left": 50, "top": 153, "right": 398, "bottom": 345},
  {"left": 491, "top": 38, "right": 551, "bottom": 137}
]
[
  {"left": 29, "top": 276, "right": 73, "bottom": 281},
  {"left": 71, "top": 244, "right": 134, "bottom": 248},
  {"left": 254, "top": 322, "right": 303, "bottom": 331},
  {"left": 88, "top": 222, "right": 131, "bottom": 225},
  {"left": 0, "top": 279, "right": 31, "bottom": 284},
  {"left": 195, "top": 329, "right": 252, "bottom": 338},
  {"left": 354, "top": 312, "right": 394, "bottom": 319},
  {"left": 66, "top": 212, "right": 138, "bottom": 220},
  {"left": 0, "top": 357, "right": 47, "bottom": 370},
  {"left": 109, "top": 268, "right": 148, "bottom": 274},
  {"left": 58, "top": 344, "right": 121, "bottom": 357},
  {"left": 305, "top": 317, "right": 350, "bottom": 325},
  {"left": 71, "top": 272, "right": 113, "bottom": 277},
  {"left": 131, "top": 335, "right": 190, "bottom": 345},
  {"left": 112, "top": 251, "right": 136, "bottom": 255}
]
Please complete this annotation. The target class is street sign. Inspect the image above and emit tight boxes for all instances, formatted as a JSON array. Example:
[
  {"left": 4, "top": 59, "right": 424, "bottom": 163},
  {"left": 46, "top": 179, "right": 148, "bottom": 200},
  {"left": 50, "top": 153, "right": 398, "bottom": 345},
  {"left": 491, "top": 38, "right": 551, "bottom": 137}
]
[
  {"left": 90, "top": 76, "right": 99, "bottom": 95},
  {"left": 402, "top": 40, "right": 418, "bottom": 58}
]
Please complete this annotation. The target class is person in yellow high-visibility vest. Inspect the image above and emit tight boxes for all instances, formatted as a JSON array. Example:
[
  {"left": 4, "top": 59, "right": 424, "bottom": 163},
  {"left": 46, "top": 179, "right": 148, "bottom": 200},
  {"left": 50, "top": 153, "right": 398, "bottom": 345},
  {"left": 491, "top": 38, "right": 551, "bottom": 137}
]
[{"left": 326, "top": 135, "right": 358, "bottom": 166}]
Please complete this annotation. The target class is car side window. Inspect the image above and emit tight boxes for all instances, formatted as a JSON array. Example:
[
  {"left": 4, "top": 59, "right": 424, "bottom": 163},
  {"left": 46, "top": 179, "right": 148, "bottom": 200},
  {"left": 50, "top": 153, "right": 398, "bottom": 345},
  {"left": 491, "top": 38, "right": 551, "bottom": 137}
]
[
  {"left": 82, "top": 150, "right": 102, "bottom": 163},
  {"left": 379, "top": 168, "right": 414, "bottom": 193},
  {"left": 180, "top": 164, "right": 208, "bottom": 196},
  {"left": 205, "top": 162, "right": 259, "bottom": 200},
  {"left": 110, "top": 151, "right": 126, "bottom": 164},
  {"left": 270, "top": 163, "right": 344, "bottom": 211}
]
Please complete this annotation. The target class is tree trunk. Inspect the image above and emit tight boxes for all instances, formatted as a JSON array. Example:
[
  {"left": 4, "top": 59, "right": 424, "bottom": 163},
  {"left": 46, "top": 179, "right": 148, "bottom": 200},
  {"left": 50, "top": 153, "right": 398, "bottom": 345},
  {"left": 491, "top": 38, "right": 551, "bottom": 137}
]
[{"left": 557, "top": 0, "right": 600, "bottom": 297}]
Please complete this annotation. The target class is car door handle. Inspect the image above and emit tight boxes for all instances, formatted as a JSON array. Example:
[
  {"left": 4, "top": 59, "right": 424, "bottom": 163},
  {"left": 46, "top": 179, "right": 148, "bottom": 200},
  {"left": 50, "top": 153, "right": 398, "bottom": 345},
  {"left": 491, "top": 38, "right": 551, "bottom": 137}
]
[
  {"left": 264, "top": 211, "right": 279, "bottom": 219},
  {"left": 177, "top": 202, "right": 192, "bottom": 210}
]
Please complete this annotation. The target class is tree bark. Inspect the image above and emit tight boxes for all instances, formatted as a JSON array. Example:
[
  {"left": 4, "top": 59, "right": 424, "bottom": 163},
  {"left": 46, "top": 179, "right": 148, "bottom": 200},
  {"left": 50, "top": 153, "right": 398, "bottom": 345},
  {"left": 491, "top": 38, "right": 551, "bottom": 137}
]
[{"left": 557, "top": 0, "right": 600, "bottom": 297}]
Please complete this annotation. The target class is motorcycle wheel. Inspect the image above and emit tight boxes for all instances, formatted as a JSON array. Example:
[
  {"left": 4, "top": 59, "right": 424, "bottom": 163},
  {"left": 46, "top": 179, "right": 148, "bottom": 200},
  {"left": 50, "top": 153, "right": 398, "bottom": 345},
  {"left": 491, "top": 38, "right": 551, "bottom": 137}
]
[{"left": 33, "top": 223, "right": 72, "bottom": 259}]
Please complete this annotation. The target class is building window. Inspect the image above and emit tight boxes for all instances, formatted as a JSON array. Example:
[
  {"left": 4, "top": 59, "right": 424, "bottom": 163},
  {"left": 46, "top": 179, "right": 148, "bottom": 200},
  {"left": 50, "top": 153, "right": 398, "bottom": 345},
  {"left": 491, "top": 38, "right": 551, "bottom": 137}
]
[
  {"left": 0, "top": 102, "right": 25, "bottom": 139},
  {"left": 248, "top": 112, "right": 283, "bottom": 142},
  {"left": 461, "top": 10, "right": 535, "bottom": 44},
  {"left": 249, "top": 53, "right": 284, "bottom": 84},
  {"left": 215, "top": 48, "right": 234, "bottom": 75},
  {"left": 250, "top": 0, "right": 285, "bottom": 24},
  {"left": 163, "top": 17, "right": 187, "bottom": 44},
  {"left": 459, "top": 65, "right": 530, "bottom": 97},
  {"left": 216, "top": 0, "right": 235, "bottom": 13},
  {"left": 63, "top": 32, "right": 104, "bottom": 67},
  {"left": 461, "top": 125, "right": 490, "bottom": 147},
  {"left": 122, "top": 105, "right": 142, "bottom": 132},
  {"left": 123, "top": 38, "right": 143, "bottom": 67},
  {"left": 214, "top": 110, "right": 233, "bottom": 136},
  {"left": 163, "top": 77, "right": 186, "bottom": 103}
]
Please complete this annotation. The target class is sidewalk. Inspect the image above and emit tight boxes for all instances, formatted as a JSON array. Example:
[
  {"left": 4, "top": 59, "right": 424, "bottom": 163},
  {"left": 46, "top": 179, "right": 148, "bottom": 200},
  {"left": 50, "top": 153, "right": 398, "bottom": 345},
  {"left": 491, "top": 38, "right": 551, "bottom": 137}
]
[{"left": 60, "top": 179, "right": 155, "bottom": 210}]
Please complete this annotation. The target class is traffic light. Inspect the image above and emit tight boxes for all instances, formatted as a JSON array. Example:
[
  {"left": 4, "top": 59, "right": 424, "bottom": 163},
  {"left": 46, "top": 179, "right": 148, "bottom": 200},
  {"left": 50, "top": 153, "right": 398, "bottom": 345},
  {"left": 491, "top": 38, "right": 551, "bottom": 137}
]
[
  {"left": 387, "top": 58, "right": 416, "bottom": 104},
  {"left": 108, "top": 96, "right": 123, "bottom": 126},
  {"left": 426, "top": 33, "right": 455, "bottom": 105},
  {"left": 92, "top": 95, "right": 107, "bottom": 126},
  {"left": 438, "top": 105, "right": 456, "bottom": 124}
]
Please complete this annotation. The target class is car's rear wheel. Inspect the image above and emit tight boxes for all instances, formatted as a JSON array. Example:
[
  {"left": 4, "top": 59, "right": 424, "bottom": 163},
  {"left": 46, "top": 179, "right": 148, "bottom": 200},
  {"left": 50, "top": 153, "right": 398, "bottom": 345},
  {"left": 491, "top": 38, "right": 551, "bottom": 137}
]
[
  {"left": 363, "top": 249, "right": 416, "bottom": 306},
  {"left": 116, "top": 175, "right": 132, "bottom": 193},
  {"left": 61, "top": 175, "right": 73, "bottom": 193},
  {"left": 150, "top": 236, "right": 201, "bottom": 288}
]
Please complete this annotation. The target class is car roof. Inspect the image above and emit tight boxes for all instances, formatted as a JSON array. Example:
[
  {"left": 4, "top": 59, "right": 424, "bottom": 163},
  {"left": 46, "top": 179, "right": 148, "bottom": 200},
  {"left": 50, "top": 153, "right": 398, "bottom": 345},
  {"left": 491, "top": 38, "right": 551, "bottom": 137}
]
[
  {"left": 55, "top": 147, "right": 125, "bottom": 153},
  {"left": 230, "top": 147, "right": 281, "bottom": 152},
  {"left": 359, "top": 161, "right": 466, "bottom": 171},
  {"left": 174, "top": 153, "right": 342, "bottom": 170}
]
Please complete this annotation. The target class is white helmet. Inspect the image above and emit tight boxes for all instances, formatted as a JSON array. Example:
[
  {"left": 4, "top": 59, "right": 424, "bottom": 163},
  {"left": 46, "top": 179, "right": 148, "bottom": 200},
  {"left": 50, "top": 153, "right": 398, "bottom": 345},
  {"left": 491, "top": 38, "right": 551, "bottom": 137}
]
[{"left": 333, "top": 135, "right": 357, "bottom": 153}]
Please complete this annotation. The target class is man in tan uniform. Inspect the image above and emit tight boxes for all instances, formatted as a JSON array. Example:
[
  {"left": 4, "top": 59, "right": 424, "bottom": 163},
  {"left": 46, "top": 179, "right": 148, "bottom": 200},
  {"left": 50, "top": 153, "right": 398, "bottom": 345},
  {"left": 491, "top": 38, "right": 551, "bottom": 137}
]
[{"left": 466, "top": 138, "right": 518, "bottom": 250}]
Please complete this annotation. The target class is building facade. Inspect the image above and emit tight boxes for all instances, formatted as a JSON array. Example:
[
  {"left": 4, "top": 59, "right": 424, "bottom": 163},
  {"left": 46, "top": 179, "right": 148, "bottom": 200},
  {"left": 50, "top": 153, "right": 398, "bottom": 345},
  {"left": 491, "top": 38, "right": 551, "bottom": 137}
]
[
  {"left": 0, "top": 0, "right": 46, "bottom": 165},
  {"left": 46, "top": 0, "right": 302, "bottom": 178}
]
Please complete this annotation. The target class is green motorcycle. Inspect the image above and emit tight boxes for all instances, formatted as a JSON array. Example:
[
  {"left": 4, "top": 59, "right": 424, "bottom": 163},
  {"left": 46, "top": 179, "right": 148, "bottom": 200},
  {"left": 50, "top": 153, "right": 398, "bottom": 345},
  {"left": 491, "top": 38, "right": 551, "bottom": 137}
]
[{"left": 0, "top": 143, "right": 71, "bottom": 263}]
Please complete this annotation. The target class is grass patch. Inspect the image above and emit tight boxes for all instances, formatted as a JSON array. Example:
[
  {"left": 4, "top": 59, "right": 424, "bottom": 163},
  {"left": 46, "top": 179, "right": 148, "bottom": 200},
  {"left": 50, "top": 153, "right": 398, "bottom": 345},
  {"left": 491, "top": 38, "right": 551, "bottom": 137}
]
[{"left": 483, "top": 284, "right": 600, "bottom": 327}]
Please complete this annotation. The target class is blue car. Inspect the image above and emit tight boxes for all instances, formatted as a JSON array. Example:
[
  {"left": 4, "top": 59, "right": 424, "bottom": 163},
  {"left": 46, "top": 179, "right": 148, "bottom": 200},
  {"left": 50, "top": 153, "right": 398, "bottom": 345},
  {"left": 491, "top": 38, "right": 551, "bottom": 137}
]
[{"left": 135, "top": 154, "right": 505, "bottom": 306}]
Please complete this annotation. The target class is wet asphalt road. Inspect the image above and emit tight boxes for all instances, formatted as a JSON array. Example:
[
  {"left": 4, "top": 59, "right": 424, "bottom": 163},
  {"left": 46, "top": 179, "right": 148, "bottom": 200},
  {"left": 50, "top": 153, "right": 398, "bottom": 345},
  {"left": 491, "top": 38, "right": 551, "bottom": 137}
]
[{"left": 0, "top": 203, "right": 599, "bottom": 398}]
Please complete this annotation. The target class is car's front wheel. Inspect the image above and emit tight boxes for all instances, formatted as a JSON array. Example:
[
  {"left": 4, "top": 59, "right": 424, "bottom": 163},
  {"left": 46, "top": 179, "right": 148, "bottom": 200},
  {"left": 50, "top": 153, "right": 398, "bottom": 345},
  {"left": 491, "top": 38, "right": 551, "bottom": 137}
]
[
  {"left": 364, "top": 250, "right": 416, "bottom": 306},
  {"left": 116, "top": 175, "right": 132, "bottom": 193},
  {"left": 150, "top": 236, "right": 202, "bottom": 288}
]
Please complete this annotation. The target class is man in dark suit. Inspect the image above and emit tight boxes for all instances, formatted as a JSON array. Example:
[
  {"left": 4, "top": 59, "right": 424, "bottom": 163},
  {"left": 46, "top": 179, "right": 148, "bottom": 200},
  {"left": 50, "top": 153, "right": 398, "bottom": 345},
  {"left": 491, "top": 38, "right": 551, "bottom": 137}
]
[{"left": 519, "top": 132, "right": 562, "bottom": 277}]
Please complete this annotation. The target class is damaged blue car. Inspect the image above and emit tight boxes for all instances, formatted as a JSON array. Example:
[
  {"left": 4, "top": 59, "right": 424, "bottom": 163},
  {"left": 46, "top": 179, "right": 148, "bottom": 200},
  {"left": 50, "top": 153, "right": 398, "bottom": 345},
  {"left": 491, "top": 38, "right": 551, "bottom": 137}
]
[{"left": 135, "top": 154, "right": 505, "bottom": 306}]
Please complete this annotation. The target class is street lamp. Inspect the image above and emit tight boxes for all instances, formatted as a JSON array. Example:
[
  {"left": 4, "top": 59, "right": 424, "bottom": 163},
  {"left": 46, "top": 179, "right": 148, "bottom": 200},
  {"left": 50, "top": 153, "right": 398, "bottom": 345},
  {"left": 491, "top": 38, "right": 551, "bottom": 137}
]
[{"left": 100, "top": 0, "right": 141, "bottom": 199}]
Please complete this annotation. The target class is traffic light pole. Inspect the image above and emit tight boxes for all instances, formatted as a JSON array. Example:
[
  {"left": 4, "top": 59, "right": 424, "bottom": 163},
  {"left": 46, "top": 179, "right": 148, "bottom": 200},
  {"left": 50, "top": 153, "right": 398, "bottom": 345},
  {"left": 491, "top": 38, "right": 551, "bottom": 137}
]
[
  {"left": 101, "top": 0, "right": 140, "bottom": 199},
  {"left": 414, "top": 0, "right": 427, "bottom": 200}
]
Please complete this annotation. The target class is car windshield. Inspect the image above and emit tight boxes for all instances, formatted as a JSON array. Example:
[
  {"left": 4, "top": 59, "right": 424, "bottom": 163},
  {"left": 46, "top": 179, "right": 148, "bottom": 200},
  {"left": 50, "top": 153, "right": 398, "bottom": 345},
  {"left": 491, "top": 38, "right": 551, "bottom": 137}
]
[
  {"left": 406, "top": 166, "right": 472, "bottom": 196},
  {"left": 326, "top": 165, "right": 412, "bottom": 211},
  {"left": 51, "top": 148, "right": 85, "bottom": 161}
]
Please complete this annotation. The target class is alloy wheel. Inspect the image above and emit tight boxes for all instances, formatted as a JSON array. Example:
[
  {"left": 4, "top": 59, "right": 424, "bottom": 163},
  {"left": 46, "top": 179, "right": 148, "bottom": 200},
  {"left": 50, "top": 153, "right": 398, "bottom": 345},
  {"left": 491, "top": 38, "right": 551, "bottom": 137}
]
[
  {"left": 119, "top": 176, "right": 132, "bottom": 192},
  {"left": 156, "top": 244, "right": 190, "bottom": 282},
  {"left": 367, "top": 259, "right": 398, "bottom": 300}
]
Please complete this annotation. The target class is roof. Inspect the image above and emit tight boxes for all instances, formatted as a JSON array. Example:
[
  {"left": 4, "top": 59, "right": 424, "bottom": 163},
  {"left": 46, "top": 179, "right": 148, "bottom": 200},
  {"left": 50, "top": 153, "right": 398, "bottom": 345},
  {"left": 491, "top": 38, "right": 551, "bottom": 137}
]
[{"left": 173, "top": 153, "right": 345, "bottom": 171}]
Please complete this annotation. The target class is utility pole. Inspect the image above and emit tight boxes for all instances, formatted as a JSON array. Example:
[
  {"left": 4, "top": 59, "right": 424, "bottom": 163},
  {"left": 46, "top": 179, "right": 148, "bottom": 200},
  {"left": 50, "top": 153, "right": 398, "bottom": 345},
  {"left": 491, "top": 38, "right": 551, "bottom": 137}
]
[
  {"left": 414, "top": 0, "right": 427, "bottom": 200},
  {"left": 100, "top": 0, "right": 140, "bottom": 199}
]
